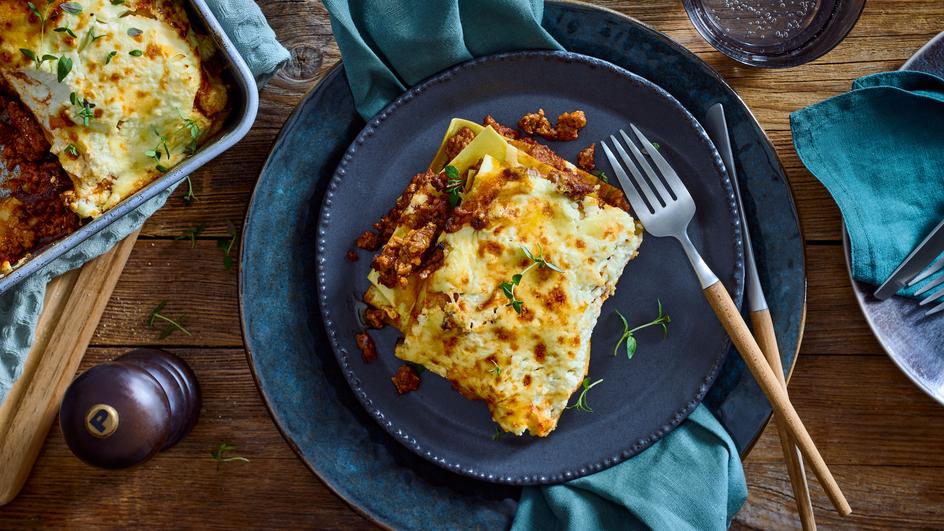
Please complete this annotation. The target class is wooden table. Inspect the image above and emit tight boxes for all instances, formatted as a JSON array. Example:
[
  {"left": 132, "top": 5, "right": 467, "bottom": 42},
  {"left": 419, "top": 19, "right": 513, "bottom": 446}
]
[{"left": 1, "top": 1, "right": 942, "bottom": 528}]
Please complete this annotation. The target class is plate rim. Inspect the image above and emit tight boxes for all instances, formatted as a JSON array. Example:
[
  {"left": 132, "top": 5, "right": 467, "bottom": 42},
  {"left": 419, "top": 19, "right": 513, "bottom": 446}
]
[
  {"left": 238, "top": 1, "right": 808, "bottom": 526},
  {"left": 314, "top": 48, "right": 744, "bottom": 486},
  {"left": 840, "top": 30, "right": 944, "bottom": 407}
]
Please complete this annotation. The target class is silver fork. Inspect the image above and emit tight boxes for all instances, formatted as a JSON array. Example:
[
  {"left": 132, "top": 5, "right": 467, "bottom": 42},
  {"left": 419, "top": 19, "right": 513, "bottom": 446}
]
[
  {"left": 911, "top": 253, "right": 944, "bottom": 315},
  {"left": 601, "top": 125, "right": 850, "bottom": 517}
]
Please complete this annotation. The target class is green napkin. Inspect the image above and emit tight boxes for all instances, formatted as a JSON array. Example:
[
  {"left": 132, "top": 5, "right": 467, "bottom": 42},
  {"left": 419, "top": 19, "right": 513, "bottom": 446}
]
[
  {"left": 0, "top": 0, "right": 289, "bottom": 402},
  {"left": 323, "top": 0, "right": 562, "bottom": 119},
  {"left": 791, "top": 71, "right": 944, "bottom": 295},
  {"left": 322, "top": 2, "right": 748, "bottom": 529},
  {"left": 513, "top": 405, "right": 746, "bottom": 531}
]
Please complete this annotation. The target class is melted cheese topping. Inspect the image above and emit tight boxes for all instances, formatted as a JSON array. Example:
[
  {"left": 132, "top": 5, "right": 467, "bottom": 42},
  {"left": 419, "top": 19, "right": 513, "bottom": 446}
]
[
  {"left": 0, "top": 0, "right": 226, "bottom": 217},
  {"left": 368, "top": 123, "right": 643, "bottom": 437}
]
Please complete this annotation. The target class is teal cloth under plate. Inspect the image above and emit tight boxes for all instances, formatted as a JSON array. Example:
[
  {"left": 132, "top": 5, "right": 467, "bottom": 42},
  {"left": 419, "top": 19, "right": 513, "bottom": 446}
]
[
  {"left": 791, "top": 71, "right": 944, "bottom": 295},
  {"left": 322, "top": 0, "right": 563, "bottom": 119},
  {"left": 0, "top": 1, "right": 289, "bottom": 401},
  {"left": 512, "top": 404, "right": 746, "bottom": 531},
  {"left": 322, "top": 1, "right": 748, "bottom": 529}
]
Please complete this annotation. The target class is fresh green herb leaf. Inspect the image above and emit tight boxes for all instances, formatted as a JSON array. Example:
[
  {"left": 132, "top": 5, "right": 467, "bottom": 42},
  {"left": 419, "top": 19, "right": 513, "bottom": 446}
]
[
  {"left": 210, "top": 443, "right": 249, "bottom": 466},
  {"left": 64, "top": 143, "right": 79, "bottom": 157},
  {"left": 491, "top": 426, "right": 507, "bottom": 441},
  {"left": 651, "top": 142, "right": 661, "bottom": 150},
  {"left": 566, "top": 377, "right": 603, "bottom": 412},
  {"left": 155, "top": 164, "right": 169, "bottom": 173},
  {"left": 128, "top": 49, "right": 143, "bottom": 57},
  {"left": 613, "top": 300, "right": 671, "bottom": 359},
  {"left": 182, "top": 176, "right": 197, "bottom": 206},
  {"left": 19, "top": 48, "right": 37, "bottom": 63},
  {"left": 110, "top": 0, "right": 125, "bottom": 5},
  {"left": 590, "top": 169, "right": 608, "bottom": 183},
  {"left": 444, "top": 164, "right": 463, "bottom": 207},
  {"left": 146, "top": 301, "right": 191, "bottom": 339},
  {"left": 498, "top": 243, "right": 564, "bottom": 314},
  {"left": 179, "top": 116, "right": 201, "bottom": 154},
  {"left": 175, "top": 223, "right": 205, "bottom": 248},
  {"left": 104, "top": 50, "right": 117, "bottom": 64},
  {"left": 54, "top": 25, "right": 77, "bottom": 38},
  {"left": 487, "top": 359, "right": 501, "bottom": 376},
  {"left": 78, "top": 26, "right": 105, "bottom": 53},
  {"left": 126, "top": 27, "right": 142, "bottom": 37},
  {"left": 217, "top": 221, "right": 238, "bottom": 271},
  {"left": 68, "top": 92, "right": 95, "bottom": 126},
  {"left": 60, "top": 2, "right": 82, "bottom": 15},
  {"left": 56, "top": 55, "right": 72, "bottom": 82},
  {"left": 406, "top": 362, "right": 426, "bottom": 375}
]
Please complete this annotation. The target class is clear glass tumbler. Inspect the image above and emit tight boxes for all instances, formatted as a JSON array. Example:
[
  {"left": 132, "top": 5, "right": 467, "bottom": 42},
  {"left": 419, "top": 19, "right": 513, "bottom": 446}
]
[{"left": 683, "top": 0, "right": 866, "bottom": 68}]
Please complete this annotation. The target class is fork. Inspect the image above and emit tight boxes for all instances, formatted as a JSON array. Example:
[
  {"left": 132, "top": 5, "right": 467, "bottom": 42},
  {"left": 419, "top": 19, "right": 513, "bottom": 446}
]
[
  {"left": 910, "top": 252, "right": 944, "bottom": 316},
  {"left": 601, "top": 125, "right": 851, "bottom": 517}
]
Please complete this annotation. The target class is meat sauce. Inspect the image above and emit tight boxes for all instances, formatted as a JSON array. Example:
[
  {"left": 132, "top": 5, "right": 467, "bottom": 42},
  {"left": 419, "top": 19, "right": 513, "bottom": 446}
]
[{"left": 0, "top": 83, "right": 78, "bottom": 271}]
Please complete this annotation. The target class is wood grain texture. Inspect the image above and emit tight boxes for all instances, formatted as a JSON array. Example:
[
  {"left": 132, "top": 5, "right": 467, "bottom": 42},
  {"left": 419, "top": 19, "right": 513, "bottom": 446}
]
[
  {"left": 0, "top": 0, "right": 943, "bottom": 528},
  {"left": 0, "top": 233, "right": 138, "bottom": 505},
  {"left": 751, "top": 309, "right": 815, "bottom": 530},
  {"left": 704, "top": 282, "right": 850, "bottom": 516}
]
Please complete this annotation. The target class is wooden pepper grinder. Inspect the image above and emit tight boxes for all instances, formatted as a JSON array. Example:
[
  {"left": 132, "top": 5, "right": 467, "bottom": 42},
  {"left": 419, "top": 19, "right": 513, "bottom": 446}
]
[{"left": 59, "top": 348, "right": 201, "bottom": 469}]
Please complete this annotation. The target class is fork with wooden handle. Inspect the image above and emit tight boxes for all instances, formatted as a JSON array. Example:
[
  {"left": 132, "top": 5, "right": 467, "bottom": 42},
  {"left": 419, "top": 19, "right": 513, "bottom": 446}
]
[
  {"left": 602, "top": 126, "right": 851, "bottom": 517},
  {"left": 705, "top": 102, "right": 816, "bottom": 529}
]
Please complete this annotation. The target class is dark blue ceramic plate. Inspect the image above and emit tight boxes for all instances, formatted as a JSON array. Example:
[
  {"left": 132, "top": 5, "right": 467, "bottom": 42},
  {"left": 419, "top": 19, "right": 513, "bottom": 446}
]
[
  {"left": 240, "top": 2, "right": 805, "bottom": 528},
  {"left": 317, "top": 50, "right": 743, "bottom": 485},
  {"left": 843, "top": 31, "right": 944, "bottom": 405}
]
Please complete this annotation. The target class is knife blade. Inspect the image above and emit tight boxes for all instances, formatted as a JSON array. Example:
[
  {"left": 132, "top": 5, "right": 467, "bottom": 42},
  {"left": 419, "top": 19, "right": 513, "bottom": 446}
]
[
  {"left": 874, "top": 217, "right": 944, "bottom": 300},
  {"left": 704, "top": 104, "right": 766, "bottom": 312}
]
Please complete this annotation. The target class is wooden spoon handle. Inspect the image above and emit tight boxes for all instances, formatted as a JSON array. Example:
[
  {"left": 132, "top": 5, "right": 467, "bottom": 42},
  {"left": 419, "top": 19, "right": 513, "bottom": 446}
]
[
  {"left": 752, "top": 308, "right": 817, "bottom": 530},
  {"left": 703, "top": 282, "right": 851, "bottom": 517}
]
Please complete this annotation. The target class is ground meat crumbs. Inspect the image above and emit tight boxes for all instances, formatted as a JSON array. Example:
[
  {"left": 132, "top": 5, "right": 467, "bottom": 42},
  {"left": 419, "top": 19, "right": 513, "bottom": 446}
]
[
  {"left": 363, "top": 307, "right": 386, "bottom": 329},
  {"left": 577, "top": 143, "right": 596, "bottom": 172},
  {"left": 444, "top": 127, "right": 476, "bottom": 161},
  {"left": 482, "top": 115, "right": 519, "bottom": 139},
  {"left": 518, "top": 109, "right": 587, "bottom": 142},
  {"left": 372, "top": 222, "right": 439, "bottom": 288},
  {"left": 0, "top": 83, "right": 79, "bottom": 268},
  {"left": 392, "top": 364, "right": 421, "bottom": 394},
  {"left": 518, "top": 108, "right": 554, "bottom": 138},
  {"left": 345, "top": 250, "right": 359, "bottom": 262},
  {"left": 355, "top": 332, "right": 377, "bottom": 363},
  {"left": 554, "top": 111, "right": 587, "bottom": 141},
  {"left": 545, "top": 170, "right": 597, "bottom": 201},
  {"left": 355, "top": 230, "right": 380, "bottom": 251}
]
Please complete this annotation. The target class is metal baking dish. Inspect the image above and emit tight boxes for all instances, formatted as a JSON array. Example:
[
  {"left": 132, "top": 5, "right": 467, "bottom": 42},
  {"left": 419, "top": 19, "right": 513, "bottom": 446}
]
[{"left": 0, "top": 0, "right": 258, "bottom": 295}]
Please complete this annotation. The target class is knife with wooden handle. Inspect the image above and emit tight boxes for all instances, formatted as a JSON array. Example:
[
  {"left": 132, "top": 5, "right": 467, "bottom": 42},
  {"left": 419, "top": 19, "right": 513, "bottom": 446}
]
[{"left": 705, "top": 103, "right": 818, "bottom": 529}]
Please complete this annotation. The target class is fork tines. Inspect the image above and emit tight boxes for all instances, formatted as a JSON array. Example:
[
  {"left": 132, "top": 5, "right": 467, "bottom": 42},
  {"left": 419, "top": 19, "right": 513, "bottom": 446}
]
[{"left": 910, "top": 253, "right": 944, "bottom": 316}]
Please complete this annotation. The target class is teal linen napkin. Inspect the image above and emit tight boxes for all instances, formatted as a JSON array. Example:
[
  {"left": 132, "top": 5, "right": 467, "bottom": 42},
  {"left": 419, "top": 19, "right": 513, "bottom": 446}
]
[
  {"left": 0, "top": 0, "right": 289, "bottom": 401},
  {"left": 513, "top": 405, "right": 746, "bottom": 531},
  {"left": 791, "top": 71, "right": 944, "bottom": 294},
  {"left": 322, "top": 2, "right": 748, "bottom": 529},
  {"left": 323, "top": 0, "right": 563, "bottom": 119}
]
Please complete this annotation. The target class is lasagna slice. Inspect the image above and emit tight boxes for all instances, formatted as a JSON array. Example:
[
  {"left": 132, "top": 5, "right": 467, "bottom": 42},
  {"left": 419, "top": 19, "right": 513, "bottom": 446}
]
[{"left": 364, "top": 120, "right": 642, "bottom": 437}]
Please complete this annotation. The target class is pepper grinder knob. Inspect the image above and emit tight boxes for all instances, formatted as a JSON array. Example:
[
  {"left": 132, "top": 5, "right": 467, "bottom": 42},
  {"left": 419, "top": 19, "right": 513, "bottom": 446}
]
[{"left": 59, "top": 349, "right": 201, "bottom": 469}]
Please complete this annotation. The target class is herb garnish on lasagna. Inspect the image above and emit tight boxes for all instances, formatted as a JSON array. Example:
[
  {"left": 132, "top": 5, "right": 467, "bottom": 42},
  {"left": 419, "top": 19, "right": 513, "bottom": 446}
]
[{"left": 357, "top": 115, "right": 643, "bottom": 437}]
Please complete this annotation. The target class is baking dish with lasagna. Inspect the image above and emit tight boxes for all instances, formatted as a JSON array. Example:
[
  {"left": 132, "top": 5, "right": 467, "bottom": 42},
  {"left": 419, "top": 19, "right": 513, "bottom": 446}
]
[{"left": 0, "top": 0, "right": 257, "bottom": 293}]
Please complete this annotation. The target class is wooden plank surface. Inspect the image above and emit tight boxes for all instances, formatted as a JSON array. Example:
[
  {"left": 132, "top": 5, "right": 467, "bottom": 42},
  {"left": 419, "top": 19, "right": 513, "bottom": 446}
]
[{"left": 1, "top": 0, "right": 943, "bottom": 528}]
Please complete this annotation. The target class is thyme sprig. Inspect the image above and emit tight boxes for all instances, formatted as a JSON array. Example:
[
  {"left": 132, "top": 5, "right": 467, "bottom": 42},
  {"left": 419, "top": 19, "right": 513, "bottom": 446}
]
[
  {"left": 78, "top": 25, "right": 106, "bottom": 53},
  {"left": 566, "top": 377, "right": 603, "bottom": 413},
  {"left": 613, "top": 300, "right": 671, "bottom": 359},
  {"left": 175, "top": 223, "right": 205, "bottom": 248},
  {"left": 146, "top": 301, "right": 191, "bottom": 339},
  {"left": 488, "top": 359, "right": 501, "bottom": 376},
  {"left": 499, "top": 243, "right": 563, "bottom": 314},
  {"left": 182, "top": 176, "right": 197, "bottom": 206},
  {"left": 444, "top": 165, "right": 463, "bottom": 207},
  {"left": 69, "top": 92, "right": 95, "bottom": 126},
  {"left": 210, "top": 443, "right": 249, "bottom": 468},
  {"left": 145, "top": 126, "right": 171, "bottom": 170},
  {"left": 217, "top": 221, "right": 238, "bottom": 271},
  {"left": 491, "top": 426, "right": 507, "bottom": 441}
]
